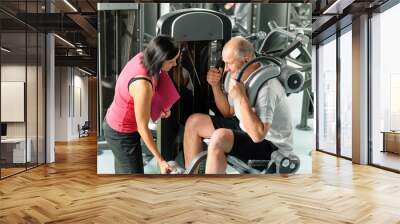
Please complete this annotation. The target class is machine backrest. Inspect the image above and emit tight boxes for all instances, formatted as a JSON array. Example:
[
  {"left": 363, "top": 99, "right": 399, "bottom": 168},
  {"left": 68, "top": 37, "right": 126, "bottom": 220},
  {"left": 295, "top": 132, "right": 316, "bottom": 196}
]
[
  {"left": 156, "top": 8, "right": 231, "bottom": 42},
  {"left": 228, "top": 55, "right": 304, "bottom": 107}
]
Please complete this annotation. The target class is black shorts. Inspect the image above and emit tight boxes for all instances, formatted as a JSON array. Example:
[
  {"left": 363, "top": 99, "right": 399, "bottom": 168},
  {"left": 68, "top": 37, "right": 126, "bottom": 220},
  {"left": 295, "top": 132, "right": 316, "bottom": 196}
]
[{"left": 210, "top": 116, "right": 278, "bottom": 163}]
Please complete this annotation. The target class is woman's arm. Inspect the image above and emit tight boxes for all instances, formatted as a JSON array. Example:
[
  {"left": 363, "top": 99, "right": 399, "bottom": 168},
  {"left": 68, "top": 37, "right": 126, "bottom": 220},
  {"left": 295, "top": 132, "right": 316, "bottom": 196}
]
[{"left": 129, "top": 79, "right": 171, "bottom": 173}]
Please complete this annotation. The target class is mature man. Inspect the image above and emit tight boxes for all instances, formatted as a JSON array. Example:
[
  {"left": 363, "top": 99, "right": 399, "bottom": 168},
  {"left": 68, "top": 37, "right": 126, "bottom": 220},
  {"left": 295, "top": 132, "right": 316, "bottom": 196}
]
[{"left": 183, "top": 36, "right": 293, "bottom": 174}]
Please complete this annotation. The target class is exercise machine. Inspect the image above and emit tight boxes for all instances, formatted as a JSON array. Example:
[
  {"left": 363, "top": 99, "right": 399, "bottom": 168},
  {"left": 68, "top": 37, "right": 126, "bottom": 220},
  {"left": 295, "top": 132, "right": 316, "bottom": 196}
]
[{"left": 157, "top": 10, "right": 308, "bottom": 175}]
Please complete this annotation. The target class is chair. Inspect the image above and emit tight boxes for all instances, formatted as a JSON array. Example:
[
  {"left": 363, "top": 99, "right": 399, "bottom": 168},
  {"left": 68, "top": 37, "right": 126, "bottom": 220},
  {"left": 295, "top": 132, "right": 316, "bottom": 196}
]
[{"left": 78, "top": 121, "right": 90, "bottom": 138}]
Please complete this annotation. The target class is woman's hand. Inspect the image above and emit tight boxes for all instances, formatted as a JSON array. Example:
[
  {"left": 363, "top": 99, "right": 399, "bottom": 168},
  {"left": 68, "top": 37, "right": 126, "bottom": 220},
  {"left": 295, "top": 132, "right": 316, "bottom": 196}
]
[
  {"left": 160, "top": 110, "right": 171, "bottom": 119},
  {"left": 158, "top": 160, "right": 173, "bottom": 174}
]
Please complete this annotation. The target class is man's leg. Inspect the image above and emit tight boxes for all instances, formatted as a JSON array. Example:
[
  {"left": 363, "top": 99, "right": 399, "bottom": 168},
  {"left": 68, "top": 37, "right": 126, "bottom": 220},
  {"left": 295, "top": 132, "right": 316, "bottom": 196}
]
[
  {"left": 183, "top": 113, "right": 215, "bottom": 169},
  {"left": 205, "top": 128, "right": 234, "bottom": 174}
]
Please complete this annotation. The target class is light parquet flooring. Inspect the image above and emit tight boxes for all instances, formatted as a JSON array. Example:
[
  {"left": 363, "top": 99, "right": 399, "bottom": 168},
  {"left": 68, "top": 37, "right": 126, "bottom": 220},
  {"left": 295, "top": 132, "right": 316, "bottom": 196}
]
[
  {"left": 1, "top": 135, "right": 400, "bottom": 223},
  {"left": 373, "top": 151, "right": 400, "bottom": 171},
  {"left": 1, "top": 167, "right": 26, "bottom": 178}
]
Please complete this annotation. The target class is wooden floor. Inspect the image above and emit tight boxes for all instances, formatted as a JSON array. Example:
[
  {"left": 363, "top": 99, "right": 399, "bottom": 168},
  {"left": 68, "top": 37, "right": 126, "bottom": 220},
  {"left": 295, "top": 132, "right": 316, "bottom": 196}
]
[
  {"left": 1, "top": 167, "right": 26, "bottom": 178},
  {"left": 1, "top": 163, "right": 45, "bottom": 178},
  {"left": 373, "top": 151, "right": 400, "bottom": 171},
  {"left": 1, "top": 136, "right": 400, "bottom": 223}
]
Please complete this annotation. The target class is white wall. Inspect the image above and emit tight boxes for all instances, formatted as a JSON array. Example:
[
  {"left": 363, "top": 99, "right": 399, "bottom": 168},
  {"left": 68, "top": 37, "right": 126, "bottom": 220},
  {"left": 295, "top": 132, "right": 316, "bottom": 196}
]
[
  {"left": 72, "top": 72, "right": 89, "bottom": 138},
  {"left": 1, "top": 64, "right": 26, "bottom": 142},
  {"left": 1, "top": 65, "right": 26, "bottom": 140},
  {"left": 1, "top": 65, "right": 37, "bottom": 137},
  {"left": 1, "top": 63, "right": 46, "bottom": 164},
  {"left": 55, "top": 67, "right": 89, "bottom": 141},
  {"left": 55, "top": 66, "right": 68, "bottom": 141}
]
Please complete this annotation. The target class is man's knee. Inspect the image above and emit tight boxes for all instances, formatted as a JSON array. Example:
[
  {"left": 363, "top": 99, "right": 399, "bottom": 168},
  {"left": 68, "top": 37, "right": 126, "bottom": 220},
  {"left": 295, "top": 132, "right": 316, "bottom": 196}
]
[
  {"left": 208, "top": 129, "right": 233, "bottom": 155},
  {"left": 185, "top": 113, "right": 205, "bottom": 130}
]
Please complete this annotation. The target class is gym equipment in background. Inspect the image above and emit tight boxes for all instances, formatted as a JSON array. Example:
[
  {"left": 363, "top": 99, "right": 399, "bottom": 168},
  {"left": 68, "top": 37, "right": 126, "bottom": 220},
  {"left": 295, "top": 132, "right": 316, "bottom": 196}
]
[
  {"left": 156, "top": 8, "right": 232, "bottom": 161},
  {"left": 259, "top": 21, "right": 313, "bottom": 130},
  {"left": 155, "top": 12, "right": 309, "bottom": 175}
]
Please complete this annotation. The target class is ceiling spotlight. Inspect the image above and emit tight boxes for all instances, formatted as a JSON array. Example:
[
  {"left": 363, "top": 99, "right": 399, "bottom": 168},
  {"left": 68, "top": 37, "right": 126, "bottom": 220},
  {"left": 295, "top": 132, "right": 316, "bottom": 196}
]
[
  {"left": 322, "top": 0, "right": 354, "bottom": 15},
  {"left": 63, "top": 0, "right": 78, "bottom": 12},
  {"left": 1, "top": 47, "right": 11, "bottom": 53},
  {"left": 78, "top": 67, "right": 92, "bottom": 76},
  {"left": 54, "top": 34, "right": 75, "bottom": 48}
]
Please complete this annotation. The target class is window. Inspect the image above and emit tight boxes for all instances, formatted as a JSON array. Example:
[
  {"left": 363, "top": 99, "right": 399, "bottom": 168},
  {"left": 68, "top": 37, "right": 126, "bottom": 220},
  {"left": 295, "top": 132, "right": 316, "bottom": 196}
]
[
  {"left": 317, "top": 36, "right": 337, "bottom": 154},
  {"left": 0, "top": 1, "right": 47, "bottom": 179},
  {"left": 339, "top": 28, "right": 352, "bottom": 158},
  {"left": 371, "top": 3, "right": 400, "bottom": 171}
]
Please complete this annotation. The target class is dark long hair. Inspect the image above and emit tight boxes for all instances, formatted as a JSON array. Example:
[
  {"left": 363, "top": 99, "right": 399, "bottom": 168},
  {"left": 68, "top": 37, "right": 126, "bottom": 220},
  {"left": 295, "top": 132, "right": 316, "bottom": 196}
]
[{"left": 142, "top": 35, "right": 179, "bottom": 77}]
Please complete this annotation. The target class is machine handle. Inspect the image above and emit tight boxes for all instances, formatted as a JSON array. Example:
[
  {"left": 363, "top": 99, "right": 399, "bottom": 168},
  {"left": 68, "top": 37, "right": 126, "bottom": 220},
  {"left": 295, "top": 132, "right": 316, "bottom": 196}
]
[{"left": 235, "top": 56, "right": 282, "bottom": 82}]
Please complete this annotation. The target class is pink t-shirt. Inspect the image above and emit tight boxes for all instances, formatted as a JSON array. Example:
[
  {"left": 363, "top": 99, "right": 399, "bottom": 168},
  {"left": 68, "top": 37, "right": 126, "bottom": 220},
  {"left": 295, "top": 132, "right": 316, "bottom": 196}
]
[{"left": 105, "top": 52, "right": 180, "bottom": 133}]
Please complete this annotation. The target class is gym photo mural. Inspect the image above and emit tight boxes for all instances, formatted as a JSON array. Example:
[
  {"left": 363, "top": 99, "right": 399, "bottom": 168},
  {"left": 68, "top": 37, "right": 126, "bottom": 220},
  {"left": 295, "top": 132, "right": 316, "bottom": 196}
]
[{"left": 97, "top": 3, "right": 313, "bottom": 175}]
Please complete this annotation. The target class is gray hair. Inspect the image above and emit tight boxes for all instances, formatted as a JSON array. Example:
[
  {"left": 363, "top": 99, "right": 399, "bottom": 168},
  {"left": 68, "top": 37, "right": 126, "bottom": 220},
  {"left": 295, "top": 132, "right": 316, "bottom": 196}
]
[{"left": 233, "top": 37, "right": 255, "bottom": 59}]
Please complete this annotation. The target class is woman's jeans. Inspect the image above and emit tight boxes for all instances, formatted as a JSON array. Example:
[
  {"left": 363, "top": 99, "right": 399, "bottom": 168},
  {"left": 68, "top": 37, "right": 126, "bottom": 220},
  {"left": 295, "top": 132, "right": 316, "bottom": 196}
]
[{"left": 103, "top": 121, "right": 144, "bottom": 174}]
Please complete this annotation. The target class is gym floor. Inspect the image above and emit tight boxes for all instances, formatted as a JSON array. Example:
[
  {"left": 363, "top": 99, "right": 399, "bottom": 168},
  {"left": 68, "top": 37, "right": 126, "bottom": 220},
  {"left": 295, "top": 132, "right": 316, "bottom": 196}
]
[{"left": 1, "top": 135, "right": 399, "bottom": 223}]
